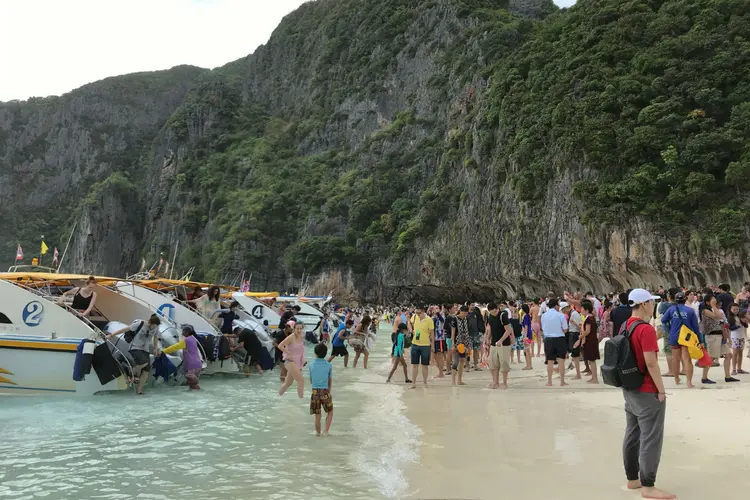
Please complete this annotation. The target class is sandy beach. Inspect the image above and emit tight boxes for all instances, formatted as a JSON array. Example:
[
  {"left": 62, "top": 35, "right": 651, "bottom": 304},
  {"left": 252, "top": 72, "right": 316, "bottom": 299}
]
[{"left": 381, "top": 342, "right": 750, "bottom": 500}]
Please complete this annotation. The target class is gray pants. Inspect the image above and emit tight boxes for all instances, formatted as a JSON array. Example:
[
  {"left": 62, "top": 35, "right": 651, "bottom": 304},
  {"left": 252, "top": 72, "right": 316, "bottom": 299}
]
[{"left": 622, "top": 390, "right": 666, "bottom": 488}]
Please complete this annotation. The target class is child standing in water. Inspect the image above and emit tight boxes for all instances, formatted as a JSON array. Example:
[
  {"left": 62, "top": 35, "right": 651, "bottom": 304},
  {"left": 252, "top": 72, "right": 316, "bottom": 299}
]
[
  {"left": 309, "top": 343, "right": 334, "bottom": 436},
  {"left": 386, "top": 323, "right": 412, "bottom": 383}
]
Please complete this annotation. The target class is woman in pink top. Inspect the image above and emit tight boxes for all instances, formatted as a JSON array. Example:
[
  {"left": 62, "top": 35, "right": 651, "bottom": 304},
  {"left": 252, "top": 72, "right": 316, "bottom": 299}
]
[{"left": 278, "top": 321, "right": 306, "bottom": 398}]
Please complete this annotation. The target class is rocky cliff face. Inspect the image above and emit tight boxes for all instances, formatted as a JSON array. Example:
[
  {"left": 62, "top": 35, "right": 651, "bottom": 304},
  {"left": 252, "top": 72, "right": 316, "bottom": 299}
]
[
  {"left": 0, "top": 66, "right": 205, "bottom": 270},
  {"left": 2, "top": 0, "right": 749, "bottom": 301}
]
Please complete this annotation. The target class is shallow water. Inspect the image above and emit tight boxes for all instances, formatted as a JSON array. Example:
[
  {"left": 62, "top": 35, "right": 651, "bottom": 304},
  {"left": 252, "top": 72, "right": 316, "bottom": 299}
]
[{"left": 0, "top": 325, "right": 417, "bottom": 500}]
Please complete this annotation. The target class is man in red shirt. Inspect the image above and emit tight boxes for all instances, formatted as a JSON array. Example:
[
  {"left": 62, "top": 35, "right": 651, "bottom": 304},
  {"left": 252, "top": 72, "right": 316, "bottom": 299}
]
[{"left": 622, "top": 289, "right": 675, "bottom": 500}]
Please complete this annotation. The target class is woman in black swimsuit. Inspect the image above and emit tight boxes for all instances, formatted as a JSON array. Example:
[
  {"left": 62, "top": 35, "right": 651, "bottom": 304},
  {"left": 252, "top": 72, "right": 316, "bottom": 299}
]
[{"left": 62, "top": 276, "right": 97, "bottom": 316}]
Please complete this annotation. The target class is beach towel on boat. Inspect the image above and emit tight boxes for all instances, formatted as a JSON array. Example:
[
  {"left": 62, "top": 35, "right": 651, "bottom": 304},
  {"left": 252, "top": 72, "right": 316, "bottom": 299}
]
[
  {"left": 73, "top": 339, "right": 96, "bottom": 381},
  {"left": 152, "top": 355, "right": 178, "bottom": 383},
  {"left": 258, "top": 347, "right": 275, "bottom": 371},
  {"left": 92, "top": 342, "right": 123, "bottom": 385}
]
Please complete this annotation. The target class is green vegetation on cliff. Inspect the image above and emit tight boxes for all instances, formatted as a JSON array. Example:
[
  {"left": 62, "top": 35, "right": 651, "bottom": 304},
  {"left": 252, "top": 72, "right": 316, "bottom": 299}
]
[
  {"left": 491, "top": 0, "right": 750, "bottom": 247},
  {"left": 166, "top": 0, "right": 749, "bottom": 283}
]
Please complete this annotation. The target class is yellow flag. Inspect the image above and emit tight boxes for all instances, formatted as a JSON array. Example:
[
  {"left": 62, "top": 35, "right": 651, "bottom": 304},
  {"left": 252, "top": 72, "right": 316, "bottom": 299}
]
[{"left": 41, "top": 240, "right": 49, "bottom": 255}]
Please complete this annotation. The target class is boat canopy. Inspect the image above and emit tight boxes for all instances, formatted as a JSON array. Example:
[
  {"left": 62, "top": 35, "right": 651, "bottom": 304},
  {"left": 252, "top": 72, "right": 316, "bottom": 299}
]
[
  {"left": 135, "top": 278, "right": 219, "bottom": 291},
  {"left": 0, "top": 272, "right": 118, "bottom": 286}
]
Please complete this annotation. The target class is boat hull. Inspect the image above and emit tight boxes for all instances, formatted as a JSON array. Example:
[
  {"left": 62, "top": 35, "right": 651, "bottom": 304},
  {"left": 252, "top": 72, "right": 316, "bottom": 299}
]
[{"left": 0, "top": 337, "right": 127, "bottom": 395}]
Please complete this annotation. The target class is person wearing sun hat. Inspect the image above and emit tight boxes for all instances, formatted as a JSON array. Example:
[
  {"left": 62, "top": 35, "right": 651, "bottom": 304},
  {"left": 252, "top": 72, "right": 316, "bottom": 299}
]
[{"left": 621, "top": 288, "right": 675, "bottom": 500}]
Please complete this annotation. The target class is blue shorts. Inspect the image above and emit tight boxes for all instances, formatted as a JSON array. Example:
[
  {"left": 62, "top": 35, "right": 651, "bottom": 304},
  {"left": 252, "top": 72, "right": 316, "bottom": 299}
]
[
  {"left": 410, "top": 345, "right": 431, "bottom": 366},
  {"left": 446, "top": 338, "right": 453, "bottom": 350}
]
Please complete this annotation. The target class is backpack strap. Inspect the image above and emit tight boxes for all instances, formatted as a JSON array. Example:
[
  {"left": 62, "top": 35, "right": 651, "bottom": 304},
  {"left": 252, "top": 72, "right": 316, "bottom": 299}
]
[{"left": 624, "top": 319, "right": 646, "bottom": 338}]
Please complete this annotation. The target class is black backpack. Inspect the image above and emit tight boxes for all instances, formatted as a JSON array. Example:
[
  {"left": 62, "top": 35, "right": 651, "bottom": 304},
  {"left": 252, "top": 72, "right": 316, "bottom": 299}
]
[
  {"left": 123, "top": 320, "right": 145, "bottom": 343},
  {"left": 403, "top": 331, "right": 413, "bottom": 349},
  {"left": 601, "top": 319, "right": 647, "bottom": 390}
]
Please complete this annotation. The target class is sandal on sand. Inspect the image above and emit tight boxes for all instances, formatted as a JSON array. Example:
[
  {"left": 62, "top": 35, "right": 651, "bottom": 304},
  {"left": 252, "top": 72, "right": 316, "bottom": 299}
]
[{"left": 405, "top": 379, "right": 413, "bottom": 384}]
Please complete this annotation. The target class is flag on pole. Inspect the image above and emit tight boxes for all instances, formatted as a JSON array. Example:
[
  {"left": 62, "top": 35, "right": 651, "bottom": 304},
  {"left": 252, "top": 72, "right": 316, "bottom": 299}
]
[
  {"left": 164, "top": 261, "right": 170, "bottom": 275},
  {"left": 53, "top": 247, "right": 59, "bottom": 266},
  {"left": 140, "top": 258, "right": 146, "bottom": 272},
  {"left": 41, "top": 240, "right": 49, "bottom": 255},
  {"left": 15, "top": 244, "right": 23, "bottom": 261}
]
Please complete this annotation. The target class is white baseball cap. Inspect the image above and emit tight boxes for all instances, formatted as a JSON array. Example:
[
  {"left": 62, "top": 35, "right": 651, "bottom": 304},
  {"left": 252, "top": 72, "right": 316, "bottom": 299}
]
[
  {"left": 559, "top": 301, "right": 570, "bottom": 309},
  {"left": 628, "top": 288, "right": 660, "bottom": 306}
]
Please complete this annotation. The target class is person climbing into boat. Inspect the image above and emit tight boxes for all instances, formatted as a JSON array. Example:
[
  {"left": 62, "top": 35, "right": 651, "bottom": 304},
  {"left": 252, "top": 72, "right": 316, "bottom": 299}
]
[
  {"left": 278, "top": 321, "right": 306, "bottom": 398},
  {"left": 278, "top": 304, "right": 295, "bottom": 330},
  {"left": 159, "top": 324, "right": 202, "bottom": 390},
  {"left": 386, "top": 322, "right": 412, "bottom": 383},
  {"left": 105, "top": 314, "right": 161, "bottom": 395},
  {"left": 211, "top": 300, "right": 240, "bottom": 334},
  {"left": 61, "top": 275, "right": 97, "bottom": 317},
  {"left": 350, "top": 315, "right": 372, "bottom": 369},
  {"left": 231, "top": 326, "right": 265, "bottom": 375},
  {"left": 191, "top": 285, "right": 221, "bottom": 323},
  {"left": 185, "top": 286, "right": 203, "bottom": 310}
]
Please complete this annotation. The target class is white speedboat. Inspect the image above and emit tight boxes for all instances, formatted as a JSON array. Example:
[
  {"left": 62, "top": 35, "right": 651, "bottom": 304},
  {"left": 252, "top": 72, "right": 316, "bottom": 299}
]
[
  {"left": 0, "top": 274, "right": 129, "bottom": 395},
  {"left": 115, "top": 279, "right": 246, "bottom": 375},
  {"left": 0, "top": 273, "right": 188, "bottom": 395}
]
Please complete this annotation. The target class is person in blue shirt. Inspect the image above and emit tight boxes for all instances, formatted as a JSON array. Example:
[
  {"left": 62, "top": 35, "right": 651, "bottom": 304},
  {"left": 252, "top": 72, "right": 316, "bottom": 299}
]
[
  {"left": 309, "top": 343, "right": 333, "bottom": 436},
  {"left": 327, "top": 319, "right": 353, "bottom": 366},
  {"left": 661, "top": 291, "right": 700, "bottom": 388},
  {"left": 386, "top": 322, "right": 412, "bottom": 383}
]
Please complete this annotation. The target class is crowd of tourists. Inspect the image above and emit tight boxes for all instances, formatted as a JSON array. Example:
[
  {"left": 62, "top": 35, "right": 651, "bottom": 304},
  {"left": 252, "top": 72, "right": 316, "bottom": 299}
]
[{"left": 361, "top": 282, "right": 748, "bottom": 500}]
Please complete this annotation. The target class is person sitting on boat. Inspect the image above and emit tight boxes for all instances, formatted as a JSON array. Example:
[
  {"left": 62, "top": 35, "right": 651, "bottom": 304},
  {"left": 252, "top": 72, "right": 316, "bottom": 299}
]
[
  {"left": 61, "top": 275, "right": 97, "bottom": 317},
  {"left": 105, "top": 314, "right": 161, "bottom": 395},
  {"left": 211, "top": 300, "right": 240, "bottom": 335},
  {"left": 159, "top": 324, "right": 202, "bottom": 390}
]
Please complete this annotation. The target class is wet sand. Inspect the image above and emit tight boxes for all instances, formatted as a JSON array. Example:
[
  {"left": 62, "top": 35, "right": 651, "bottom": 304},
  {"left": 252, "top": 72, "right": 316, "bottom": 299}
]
[{"left": 386, "top": 346, "right": 750, "bottom": 500}]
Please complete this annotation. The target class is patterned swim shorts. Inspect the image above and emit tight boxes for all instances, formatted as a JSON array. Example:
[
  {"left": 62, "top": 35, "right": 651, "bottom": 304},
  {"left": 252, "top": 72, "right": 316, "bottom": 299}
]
[
  {"left": 513, "top": 335, "right": 525, "bottom": 351},
  {"left": 470, "top": 336, "right": 482, "bottom": 350},
  {"left": 731, "top": 338, "right": 746, "bottom": 350},
  {"left": 309, "top": 388, "right": 333, "bottom": 415}
]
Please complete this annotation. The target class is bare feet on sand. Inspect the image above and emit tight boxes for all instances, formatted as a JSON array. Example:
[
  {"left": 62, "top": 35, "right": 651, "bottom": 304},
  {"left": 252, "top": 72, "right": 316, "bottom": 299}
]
[
  {"left": 627, "top": 480, "right": 642, "bottom": 490},
  {"left": 488, "top": 383, "right": 499, "bottom": 389},
  {"left": 642, "top": 487, "right": 676, "bottom": 499},
  {"left": 560, "top": 382, "right": 569, "bottom": 387},
  {"left": 572, "top": 375, "right": 582, "bottom": 380},
  {"left": 545, "top": 382, "right": 553, "bottom": 387},
  {"left": 522, "top": 366, "right": 533, "bottom": 370}
]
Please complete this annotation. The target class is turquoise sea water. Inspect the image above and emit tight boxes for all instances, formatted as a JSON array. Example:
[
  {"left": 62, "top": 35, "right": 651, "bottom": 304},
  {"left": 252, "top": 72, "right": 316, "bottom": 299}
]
[{"left": 0, "top": 325, "right": 419, "bottom": 500}]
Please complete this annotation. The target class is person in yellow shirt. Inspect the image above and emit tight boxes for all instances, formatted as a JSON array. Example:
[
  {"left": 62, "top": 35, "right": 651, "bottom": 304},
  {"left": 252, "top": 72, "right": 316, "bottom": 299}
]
[{"left": 410, "top": 305, "right": 434, "bottom": 389}]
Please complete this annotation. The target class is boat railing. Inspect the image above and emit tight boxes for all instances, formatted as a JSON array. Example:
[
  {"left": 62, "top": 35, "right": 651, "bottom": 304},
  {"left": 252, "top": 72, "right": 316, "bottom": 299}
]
[
  {"left": 6, "top": 280, "right": 135, "bottom": 387},
  {"left": 108, "top": 282, "right": 183, "bottom": 330}
]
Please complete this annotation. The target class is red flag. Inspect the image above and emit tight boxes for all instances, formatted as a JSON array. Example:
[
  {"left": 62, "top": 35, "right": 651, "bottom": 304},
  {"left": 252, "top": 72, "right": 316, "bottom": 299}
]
[
  {"left": 15, "top": 244, "right": 23, "bottom": 261},
  {"left": 53, "top": 247, "right": 59, "bottom": 266}
]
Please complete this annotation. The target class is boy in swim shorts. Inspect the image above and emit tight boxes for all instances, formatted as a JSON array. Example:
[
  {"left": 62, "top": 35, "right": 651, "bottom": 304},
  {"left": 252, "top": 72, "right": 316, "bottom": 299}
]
[{"left": 309, "top": 343, "right": 334, "bottom": 436}]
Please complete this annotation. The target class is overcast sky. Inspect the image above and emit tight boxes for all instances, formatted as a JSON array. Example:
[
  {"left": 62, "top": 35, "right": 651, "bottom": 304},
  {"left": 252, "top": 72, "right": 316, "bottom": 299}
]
[{"left": 0, "top": 0, "right": 577, "bottom": 102}]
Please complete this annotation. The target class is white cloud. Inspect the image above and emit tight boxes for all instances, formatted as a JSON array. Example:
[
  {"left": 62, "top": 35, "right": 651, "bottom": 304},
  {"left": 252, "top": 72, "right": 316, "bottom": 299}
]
[{"left": 0, "top": 0, "right": 575, "bottom": 102}]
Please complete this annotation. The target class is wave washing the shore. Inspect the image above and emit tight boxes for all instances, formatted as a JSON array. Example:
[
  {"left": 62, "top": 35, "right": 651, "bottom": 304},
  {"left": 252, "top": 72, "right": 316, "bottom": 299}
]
[{"left": 349, "top": 360, "right": 422, "bottom": 499}]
